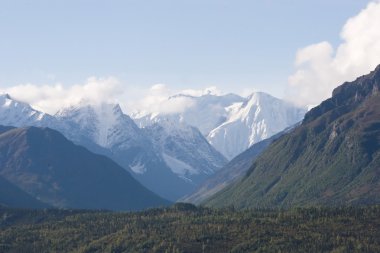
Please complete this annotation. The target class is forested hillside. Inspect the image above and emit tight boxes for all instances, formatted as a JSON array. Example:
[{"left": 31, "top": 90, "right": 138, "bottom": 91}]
[{"left": 0, "top": 205, "right": 379, "bottom": 253}]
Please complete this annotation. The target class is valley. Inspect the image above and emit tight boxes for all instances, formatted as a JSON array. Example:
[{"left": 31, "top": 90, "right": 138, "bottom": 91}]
[{"left": 1, "top": 204, "right": 379, "bottom": 253}]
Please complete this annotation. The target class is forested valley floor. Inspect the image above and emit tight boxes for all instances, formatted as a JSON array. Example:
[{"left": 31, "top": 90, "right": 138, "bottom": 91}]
[{"left": 1, "top": 204, "right": 379, "bottom": 253}]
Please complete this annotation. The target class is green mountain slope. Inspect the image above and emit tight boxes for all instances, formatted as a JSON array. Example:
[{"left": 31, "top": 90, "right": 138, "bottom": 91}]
[
  {"left": 182, "top": 130, "right": 287, "bottom": 204},
  {"left": 0, "top": 126, "right": 170, "bottom": 210},
  {"left": 206, "top": 65, "right": 380, "bottom": 209}
]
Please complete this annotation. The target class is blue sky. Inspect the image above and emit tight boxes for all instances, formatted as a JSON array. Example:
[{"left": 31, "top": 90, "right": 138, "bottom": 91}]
[
  {"left": 0, "top": 1, "right": 369, "bottom": 94},
  {"left": 2, "top": 0, "right": 380, "bottom": 114}
]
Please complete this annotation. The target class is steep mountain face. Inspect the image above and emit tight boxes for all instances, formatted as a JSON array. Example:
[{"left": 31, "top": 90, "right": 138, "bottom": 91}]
[
  {"left": 206, "top": 65, "right": 380, "bottom": 209},
  {"left": 182, "top": 129, "right": 289, "bottom": 204},
  {"left": 0, "top": 126, "right": 170, "bottom": 210},
  {"left": 134, "top": 92, "right": 306, "bottom": 160},
  {"left": 207, "top": 92, "right": 306, "bottom": 159},
  {"left": 143, "top": 118, "right": 227, "bottom": 184}
]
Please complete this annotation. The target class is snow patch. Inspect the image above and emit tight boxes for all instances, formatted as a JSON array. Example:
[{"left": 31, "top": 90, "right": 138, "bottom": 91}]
[
  {"left": 130, "top": 162, "right": 146, "bottom": 174},
  {"left": 95, "top": 104, "right": 118, "bottom": 147},
  {"left": 162, "top": 153, "right": 198, "bottom": 177},
  {"left": 3, "top": 98, "right": 12, "bottom": 107}
]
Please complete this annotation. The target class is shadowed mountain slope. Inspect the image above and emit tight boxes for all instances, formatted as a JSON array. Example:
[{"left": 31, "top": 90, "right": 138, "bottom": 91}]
[{"left": 0, "top": 126, "right": 170, "bottom": 210}]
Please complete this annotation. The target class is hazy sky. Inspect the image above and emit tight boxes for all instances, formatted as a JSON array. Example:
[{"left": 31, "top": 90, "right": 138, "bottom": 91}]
[{"left": 1, "top": 0, "right": 379, "bottom": 113}]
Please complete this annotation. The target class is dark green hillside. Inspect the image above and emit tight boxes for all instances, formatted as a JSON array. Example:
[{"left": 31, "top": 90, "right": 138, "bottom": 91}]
[
  {"left": 0, "top": 126, "right": 170, "bottom": 210},
  {"left": 183, "top": 130, "right": 287, "bottom": 204},
  {"left": 0, "top": 175, "right": 49, "bottom": 209},
  {"left": 0, "top": 205, "right": 379, "bottom": 253},
  {"left": 206, "top": 65, "right": 380, "bottom": 209}
]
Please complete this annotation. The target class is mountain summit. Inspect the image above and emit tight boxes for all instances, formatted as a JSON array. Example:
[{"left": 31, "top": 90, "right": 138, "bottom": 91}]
[
  {"left": 207, "top": 92, "right": 306, "bottom": 159},
  {"left": 0, "top": 94, "right": 57, "bottom": 128}
]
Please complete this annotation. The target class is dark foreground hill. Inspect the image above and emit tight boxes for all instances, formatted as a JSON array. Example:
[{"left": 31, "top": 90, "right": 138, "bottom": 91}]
[
  {"left": 206, "top": 65, "right": 380, "bottom": 209},
  {"left": 0, "top": 205, "right": 379, "bottom": 253},
  {"left": 0, "top": 126, "right": 170, "bottom": 210}
]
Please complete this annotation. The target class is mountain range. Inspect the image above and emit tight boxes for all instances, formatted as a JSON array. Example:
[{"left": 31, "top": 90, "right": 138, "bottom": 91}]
[
  {"left": 134, "top": 92, "right": 306, "bottom": 159},
  {"left": 0, "top": 95, "right": 227, "bottom": 200},
  {"left": 206, "top": 65, "right": 380, "bottom": 209},
  {"left": 0, "top": 91, "right": 304, "bottom": 201},
  {"left": 2, "top": 63, "right": 379, "bottom": 210}
]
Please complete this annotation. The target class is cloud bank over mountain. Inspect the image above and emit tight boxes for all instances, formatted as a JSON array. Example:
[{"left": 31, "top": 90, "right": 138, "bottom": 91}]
[
  {"left": 130, "top": 84, "right": 223, "bottom": 116},
  {"left": 0, "top": 77, "right": 122, "bottom": 114},
  {"left": 0, "top": 79, "right": 225, "bottom": 116},
  {"left": 288, "top": 0, "right": 380, "bottom": 106}
]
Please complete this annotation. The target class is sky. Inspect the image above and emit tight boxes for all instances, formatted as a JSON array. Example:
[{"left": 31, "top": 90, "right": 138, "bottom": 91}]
[{"left": 0, "top": 0, "right": 379, "bottom": 114}]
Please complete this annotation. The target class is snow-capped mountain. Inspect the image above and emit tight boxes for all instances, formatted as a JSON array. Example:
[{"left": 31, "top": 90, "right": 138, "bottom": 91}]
[
  {"left": 0, "top": 91, "right": 305, "bottom": 200},
  {"left": 55, "top": 101, "right": 201, "bottom": 200},
  {"left": 0, "top": 94, "right": 57, "bottom": 128},
  {"left": 207, "top": 92, "right": 306, "bottom": 159},
  {"left": 0, "top": 95, "right": 204, "bottom": 200},
  {"left": 133, "top": 92, "right": 307, "bottom": 160},
  {"left": 142, "top": 118, "right": 227, "bottom": 184},
  {"left": 56, "top": 102, "right": 228, "bottom": 199},
  {"left": 134, "top": 93, "right": 245, "bottom": 135},
  {"left": 56, "top": 102, "right": 150, "bottom": 151}
]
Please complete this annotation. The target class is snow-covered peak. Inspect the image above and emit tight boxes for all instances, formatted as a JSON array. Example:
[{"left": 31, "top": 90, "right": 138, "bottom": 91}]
[
  {"left": 143, "top": 117, "right": 227, "bottom": 181},
  {"left": 0, "top": 93, "right": 11, "bottom": 102},
  {"left": 0, "top": 93, "right": 54, "bottom": 127},
  {"left": 0, "top": 93, "right": 31, "bottom": 111},
  {"left": 145, "top": 117, "right": 194, "bottom": 138},
  {"left": 56, "top": 101, "right": 143, "bottom": 148},
  {"left": 132, "top": 91, "right": 307, "bottom": 160},
  {"left": 133, "top": 93, "right": 245, "bottom": 134},
  {"left": 208, "top": 92, "right": 307, "bottom": 159}
]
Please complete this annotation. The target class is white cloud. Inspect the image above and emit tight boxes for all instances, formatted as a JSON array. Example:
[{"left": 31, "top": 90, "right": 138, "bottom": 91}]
[
  {"left": 129, "top": 84, "right": 197, "bottom": 116},
  {"left": 180, "top": 86, "right": 222, "bottom": 97},
  {"left": 0, "top": 77, "right": 226, "bottom": 116},
  {"left": 0, "top": 77, "right": 123, "bottom": 114},
  {"left": 288, "top": 0, "right": 380, "bottom": 106},
  {"left": 128, "top": 84, "right": 229, "bottom": 117}
]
